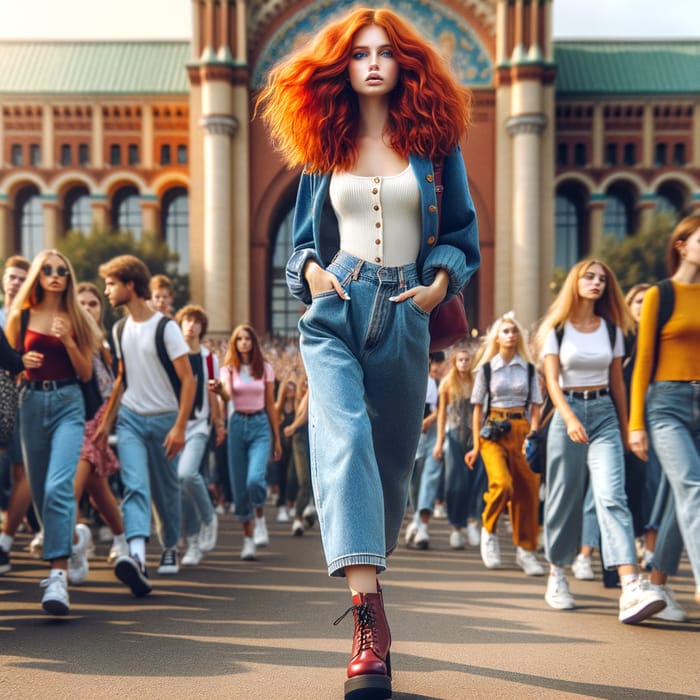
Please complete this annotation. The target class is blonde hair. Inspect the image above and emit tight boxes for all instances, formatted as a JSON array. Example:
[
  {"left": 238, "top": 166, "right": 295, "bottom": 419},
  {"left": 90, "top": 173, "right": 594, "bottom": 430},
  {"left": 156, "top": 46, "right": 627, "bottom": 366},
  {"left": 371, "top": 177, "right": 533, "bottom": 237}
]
[
  {"left": 11, "top": 249, "right": 100, "bottom": 353},
  {"left": 439, "top": 345, "right": 473, "bottom": 402},
  {"left": 535, "top": 259, "right": 634, "bottom": 352},
  {"left": 473, "top": 312, "right": 533, "bottom": 371}
]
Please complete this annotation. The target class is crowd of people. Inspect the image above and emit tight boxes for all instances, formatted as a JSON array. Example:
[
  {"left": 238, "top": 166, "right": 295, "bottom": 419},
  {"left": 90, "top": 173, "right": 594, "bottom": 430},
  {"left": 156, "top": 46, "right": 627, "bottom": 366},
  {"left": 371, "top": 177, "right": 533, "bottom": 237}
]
[{"left": 1, "top": 8, "right": 698, "bottom": 700}]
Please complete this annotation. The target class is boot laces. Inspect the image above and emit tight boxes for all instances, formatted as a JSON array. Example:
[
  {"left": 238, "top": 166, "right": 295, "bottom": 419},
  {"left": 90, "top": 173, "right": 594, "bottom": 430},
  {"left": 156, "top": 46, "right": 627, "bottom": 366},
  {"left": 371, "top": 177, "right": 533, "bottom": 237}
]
[{"left": 333, "top": 603, "right": 377, "bottom": 650}]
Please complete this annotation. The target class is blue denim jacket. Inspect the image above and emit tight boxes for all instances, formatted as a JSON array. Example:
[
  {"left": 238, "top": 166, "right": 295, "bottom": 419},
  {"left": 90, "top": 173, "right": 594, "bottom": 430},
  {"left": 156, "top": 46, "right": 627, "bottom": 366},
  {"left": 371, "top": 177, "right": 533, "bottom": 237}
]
[{"left": 286, "top": 147, "right": 481, "bottom": 305}]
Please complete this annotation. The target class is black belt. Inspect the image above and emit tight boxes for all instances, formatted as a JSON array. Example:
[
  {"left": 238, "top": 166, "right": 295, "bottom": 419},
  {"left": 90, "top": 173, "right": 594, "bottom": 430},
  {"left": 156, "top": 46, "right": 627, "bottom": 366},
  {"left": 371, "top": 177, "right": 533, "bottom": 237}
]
[
  {"left": 489, "top": 410, "right": 525, "bottom": 420},
  {"left": 564, "top": 388, "right": 609, "bottom": 400},
  {"left": 23, "top": 378, "right": 77, "bottom": 391},
  {"left": 235, "top": 410, "right": 265, "bottom": 417}
]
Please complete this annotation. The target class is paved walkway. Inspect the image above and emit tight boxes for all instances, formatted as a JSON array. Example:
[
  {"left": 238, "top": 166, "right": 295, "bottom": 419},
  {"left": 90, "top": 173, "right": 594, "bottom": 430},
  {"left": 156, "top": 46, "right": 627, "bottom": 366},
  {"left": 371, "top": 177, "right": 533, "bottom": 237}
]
[{"left": 1, "top": 514, "right": 698, "bottom": 699}]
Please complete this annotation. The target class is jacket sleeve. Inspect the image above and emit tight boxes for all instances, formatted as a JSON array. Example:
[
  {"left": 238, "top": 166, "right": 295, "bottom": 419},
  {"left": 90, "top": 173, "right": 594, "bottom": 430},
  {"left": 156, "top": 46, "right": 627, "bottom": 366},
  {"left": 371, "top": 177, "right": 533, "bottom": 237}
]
[
  {"left": 0, "top": 326, "right": 24, "bottom": 375},
  {"left": 422, "top": 146, "right": 480, "bottom": 299},
  {"left": 286, "top": 171, "right": 321, "bottom": 305}
]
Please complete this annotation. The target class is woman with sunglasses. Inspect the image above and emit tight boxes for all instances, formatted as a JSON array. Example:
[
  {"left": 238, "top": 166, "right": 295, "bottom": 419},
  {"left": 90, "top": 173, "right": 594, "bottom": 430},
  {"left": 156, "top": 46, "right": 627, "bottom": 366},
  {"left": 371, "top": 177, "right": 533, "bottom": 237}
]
[{"left": 6, "top": 250, "right": 100, "bottom": 615}]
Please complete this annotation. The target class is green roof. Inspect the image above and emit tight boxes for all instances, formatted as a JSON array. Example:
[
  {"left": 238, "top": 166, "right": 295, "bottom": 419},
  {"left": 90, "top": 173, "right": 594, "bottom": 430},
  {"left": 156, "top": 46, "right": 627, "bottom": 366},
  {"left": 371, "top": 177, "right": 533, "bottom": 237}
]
[
  {"left": 0, "top": 41, "right": 190, "bottom": 95},
  {"left": 554, "top": 41, "right": 700, "bottom": 95}
]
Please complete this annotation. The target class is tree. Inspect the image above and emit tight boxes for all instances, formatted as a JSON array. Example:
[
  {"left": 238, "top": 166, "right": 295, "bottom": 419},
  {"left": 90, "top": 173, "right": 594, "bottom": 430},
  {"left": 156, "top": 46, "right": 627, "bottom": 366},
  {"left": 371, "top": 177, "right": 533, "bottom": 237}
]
[
  {"left": 595, "top": 212, "right": 676, "bottom": 292},
  {"left": 58, "top": 228, "right": 189, "bottom": 328}
]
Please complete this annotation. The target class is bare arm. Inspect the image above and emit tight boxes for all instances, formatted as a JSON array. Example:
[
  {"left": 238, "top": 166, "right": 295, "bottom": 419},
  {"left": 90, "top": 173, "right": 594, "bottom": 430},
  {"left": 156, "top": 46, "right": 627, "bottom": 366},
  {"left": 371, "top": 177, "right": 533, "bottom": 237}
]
[
  {"left": 464, "top": 403, "right": 482, "bottom": 468},
  {"left": 265, "top": 379, "right": 281, "bottom": 460},
  {"left": 543, "top": 354, "right": 588, "bottom": 444},
  {"left": 609, "top": 357, "right": 629, "bottom": 451},
  {"left": 432, "top": 389, "right": 448, "bottom": 459}
]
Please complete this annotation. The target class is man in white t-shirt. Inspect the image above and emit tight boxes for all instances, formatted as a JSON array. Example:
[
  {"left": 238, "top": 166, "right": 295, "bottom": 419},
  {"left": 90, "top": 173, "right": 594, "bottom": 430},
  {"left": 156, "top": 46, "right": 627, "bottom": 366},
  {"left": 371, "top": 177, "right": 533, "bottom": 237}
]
[{"left": 96, "top": 256, "right": 195, "bottom": 597}]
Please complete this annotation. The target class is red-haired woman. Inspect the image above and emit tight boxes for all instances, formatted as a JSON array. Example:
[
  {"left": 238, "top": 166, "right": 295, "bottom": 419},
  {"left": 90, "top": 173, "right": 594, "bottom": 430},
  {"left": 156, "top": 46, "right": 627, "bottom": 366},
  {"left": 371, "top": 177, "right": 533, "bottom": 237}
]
[
  {"left": 258, "top": 8, "right": 480, "bottom": 698},
  {"left": 216, "top": 324, "right": 281, "bottom": 561}
]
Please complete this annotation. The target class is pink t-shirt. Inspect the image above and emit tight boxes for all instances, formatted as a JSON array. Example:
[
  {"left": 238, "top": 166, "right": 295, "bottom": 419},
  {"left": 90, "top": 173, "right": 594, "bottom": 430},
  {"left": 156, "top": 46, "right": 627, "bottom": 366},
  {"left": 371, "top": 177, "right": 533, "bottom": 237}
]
[{"left": 220, "top": 361, "right": 274, "bottom": 412}]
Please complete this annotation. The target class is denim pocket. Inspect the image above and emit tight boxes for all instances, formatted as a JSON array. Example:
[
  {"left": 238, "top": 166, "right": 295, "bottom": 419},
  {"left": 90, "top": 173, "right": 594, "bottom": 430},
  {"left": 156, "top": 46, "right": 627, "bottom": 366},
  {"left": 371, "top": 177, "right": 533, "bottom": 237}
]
[
  {"left": 406, "top": 297, "right": 430, "bottom": 319},
  {"left": 311, "top": 289, "right": 340, "bottom": 301}
]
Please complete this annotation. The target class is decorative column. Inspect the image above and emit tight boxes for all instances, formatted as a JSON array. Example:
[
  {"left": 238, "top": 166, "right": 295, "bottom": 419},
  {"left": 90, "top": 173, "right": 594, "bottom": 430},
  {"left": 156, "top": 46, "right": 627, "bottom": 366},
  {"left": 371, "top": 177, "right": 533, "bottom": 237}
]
[
  {"left": 588, "top": 195, "right": 606, "bottom": 253},
  {"left": 141, "top": 104, "right": 154, "bottom": 169},
  {"left": 91, "top": 194, "right": 109, "bottom": 230},
  {"left": 642, "top": 104, "right": 654, "bottom": 168},
  {"left": 41, "top": 194, "right": 60, "bottom": 249},
  {"left": 92, "top": 106, "right": 104, "bottom": 168},
  {"left": 638, "top": 193, "right": 657, "bottom": 234},
  {"left": 200, "top": 114, "right": 238, "bottom": 333},
  {"left": 506, "top": 113, "right": 547, "bottom": 327},
  {"left": 141, "top": 194, "right": 159, "bottom": 236},
  {"left": 42, "top": 108, "right": 54, "bottom": 168},
  {"left": 592, "top": 104, "right": 604, "bottom": 168}
]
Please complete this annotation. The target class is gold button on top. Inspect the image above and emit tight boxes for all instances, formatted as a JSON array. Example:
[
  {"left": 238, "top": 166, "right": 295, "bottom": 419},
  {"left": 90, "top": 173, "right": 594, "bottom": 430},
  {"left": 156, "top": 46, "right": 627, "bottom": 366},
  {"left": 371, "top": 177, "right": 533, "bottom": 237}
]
[
  {"left": 373, "top": 177, "right": 380, "bottom": 184},
  {"left": 375, "top": 222, "right": 381, "bottom": 228},
  {"left": 374, "top": 257, "right": 381, "bottom": 263},
  {"left": 375, "top": 239, "right": 381, "bottom": 245},
  {"left": 427, "top": 236, "right": 436, "bottom": 245},
  {"left": 428, "top": 204, "right": 437, "bottom": 213},
  {"left": 372, "top": 188, "right": 378, "bottom": 195},
  {"left": 426, "top": 174, "right": 434, "bottom": 183}
]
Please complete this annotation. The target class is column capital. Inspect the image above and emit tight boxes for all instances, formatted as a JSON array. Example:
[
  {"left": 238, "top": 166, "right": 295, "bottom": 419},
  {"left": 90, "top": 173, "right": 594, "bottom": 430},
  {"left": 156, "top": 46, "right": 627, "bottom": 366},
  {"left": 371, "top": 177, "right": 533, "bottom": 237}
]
[
  {"left": 505, "top": 113, "right": 547, "bottom": 137},
  {"left": 199, "top": 114, "right": 239, "bottom": 137}
]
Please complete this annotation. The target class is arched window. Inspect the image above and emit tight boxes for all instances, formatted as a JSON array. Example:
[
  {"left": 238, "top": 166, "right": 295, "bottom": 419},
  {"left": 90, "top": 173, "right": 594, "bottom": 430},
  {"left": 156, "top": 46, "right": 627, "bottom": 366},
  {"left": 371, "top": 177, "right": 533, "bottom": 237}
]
[
  {"left": 162, "top": 187, "right": 189, "bottom": 273},
  {"left": 656, "top": 182, "right": 685, "bottom": 222},
  {"left": 555, "top": 192, "right": 582, "bottom": 270},
  {"left": 112, "top": 186, "right": 142, "bottom": 238},
  {"left": 14, "top": 185, "right": 44, "bottom": 259},
  {"left": 603, "top": 185, "right": 634, "bottom": 240},
  {"left": 270, "top": 207, "right": 301, "bottom": 336},
  {"left": 64, "top": 186, "right": 92, "bottom": 234}
]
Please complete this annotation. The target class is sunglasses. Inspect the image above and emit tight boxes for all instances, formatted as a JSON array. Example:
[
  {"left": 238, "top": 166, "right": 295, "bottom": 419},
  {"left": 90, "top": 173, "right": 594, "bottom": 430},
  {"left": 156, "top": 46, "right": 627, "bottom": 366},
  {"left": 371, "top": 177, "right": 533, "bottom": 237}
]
[{"left": 41, "top": 264, "right": 70, "bottom": 278}]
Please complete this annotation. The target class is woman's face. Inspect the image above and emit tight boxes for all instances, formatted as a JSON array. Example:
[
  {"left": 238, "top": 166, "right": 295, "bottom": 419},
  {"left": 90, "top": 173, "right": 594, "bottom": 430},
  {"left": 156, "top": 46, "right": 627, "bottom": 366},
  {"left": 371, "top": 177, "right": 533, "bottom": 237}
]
[
  {"left": 236, "top": 330, "right": 253, "bottom": 356},
  {"left": 348, "top": 24, "right": 400, "bottom": 97},
  {"left": 39, "top": 254, "right": 70, "bottom": 295},
  {"left": 497, "top": 322, "right": 519, "bottom": 349},
  {"left": 628, "top": 289, "right": 647, "bottom": 322},
  {"left": 78, "top": 290, "right": 102, "bottom": 323},
  {"left": 577, "top": 263, "right": 607, "bottom": 301},
  {"left": 454, "top": 351, "right": 471, "bottom": 373}
]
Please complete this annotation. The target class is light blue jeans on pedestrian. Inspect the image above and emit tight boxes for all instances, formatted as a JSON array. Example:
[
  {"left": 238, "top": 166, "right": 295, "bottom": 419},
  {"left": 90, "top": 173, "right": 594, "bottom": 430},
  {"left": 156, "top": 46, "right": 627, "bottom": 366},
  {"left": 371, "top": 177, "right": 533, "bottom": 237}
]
[
  {"left": 545, "top": 393, "right": 636, "bottom": 568},
  {"left": 646, "top": 381, "right": 700, "bottom": 587},
  {"left": 581, "top": 481, "right": 599, "bottom": 548},
  {"left": 116, "top": 406, "right": 181, "bottom": 549},
  {"left": 299, "top": 251, "right": 428, "bottom": 577},
  {"left": 18, "top": 383, "right": 84, "bottom": 561},
  {"left": 444, "top": 430, "right": 486, "bottom": 528},
  {"left": 227, "top": 411, "right": 270, "bottom": 522},
  {"left": 412, "top": 420, "right": 444, "bottom": 515},
  {"left": 178, "top": 431, "right": 214, "bottom": 537}
]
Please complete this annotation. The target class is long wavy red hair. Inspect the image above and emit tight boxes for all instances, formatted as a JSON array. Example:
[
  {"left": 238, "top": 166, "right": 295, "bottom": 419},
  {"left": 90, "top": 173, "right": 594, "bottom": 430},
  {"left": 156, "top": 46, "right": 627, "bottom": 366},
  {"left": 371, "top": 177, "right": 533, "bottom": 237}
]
[{"left": 257, "top": 7, "right": 471, "bottom": 173}]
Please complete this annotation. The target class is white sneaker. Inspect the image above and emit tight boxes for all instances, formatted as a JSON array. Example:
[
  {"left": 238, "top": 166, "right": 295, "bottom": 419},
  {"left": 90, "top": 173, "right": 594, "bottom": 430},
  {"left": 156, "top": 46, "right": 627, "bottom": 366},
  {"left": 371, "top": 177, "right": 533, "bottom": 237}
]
[
  {"left": 619, "top": 578, "right": 666, "bottom": 624},
  {"left": 276, "top": 505, "right": 290, "bottom": 523},
  {"left": 516, "top": 547, "right": 545, "bottom": 576},
  {"left": 98, "top": 525, "right": 112, "bottom": 543},
  {"left": 199, "top": 513, "right": 218, "bottom": 552},
  {"left": 182, "top": 537, "right": 203, "bottom": 566},
  {"left": 414, "top": 521, "right": 430, "bottom": 550},
  {"left": 480, "top": 527, "right": 501, "bottom": 569},
  {"left": 302, "top": 504, "right": 317, "bottom": 529},
  {"left": 572, "top": 553, "right": 595, "bottom": 580},
  {"left": 466, "top": 521, "right": 481, "bottom": 547},
  {"left": 545, "top": 570, "right": 576, "bottom": 610},
  {"left": 108, "top": 534, "right": 129, "bottom": 563},
  {"left": 404, "top": 520, "right": 418, "bottom": 546},
  {"left": 29, "top": 530, "right": 43, "bottom": 557},
  {"left": 433, "top": 502, "right": 447, "bottom": 519},
  {"left": 449, "top": 529, "right": 466, "bottom": 550},
  {"left": 292, "top": 518, "right": 304, "bottom": 536},
  {"left": 40, "top": 572, "right": 70, "bottom": 615},
  {"left": 68, "top": 523, "right": 91, "bottom": 585},
  {"left": 240, "top": 536, "right": 257, "bottom": 561},
  {"left": 651, "top": 584, "right": 688, "bottom": 622},
  {"left": 253, "top": 516, "right": 269, "bottom": 547}
]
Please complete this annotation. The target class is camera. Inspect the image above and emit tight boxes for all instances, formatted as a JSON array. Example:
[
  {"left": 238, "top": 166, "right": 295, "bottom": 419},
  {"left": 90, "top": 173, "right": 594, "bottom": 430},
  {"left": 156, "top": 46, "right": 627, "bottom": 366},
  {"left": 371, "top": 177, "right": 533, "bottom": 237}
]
[{"left": 479, "top": 418, "right": 512, "bottom": 441}]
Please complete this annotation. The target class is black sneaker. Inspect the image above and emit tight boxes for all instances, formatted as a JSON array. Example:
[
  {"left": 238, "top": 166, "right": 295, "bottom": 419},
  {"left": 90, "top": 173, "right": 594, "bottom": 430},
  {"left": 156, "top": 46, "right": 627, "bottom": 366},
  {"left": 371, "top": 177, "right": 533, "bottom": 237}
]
[
  {"left": 0, "top": 546, "right": 10, "bottom": 575},
  {"left": 157, "top": 547, "right": 179, "bottom": 575},
  {"left": 115, "top": 554, "right": 152, "bottom": 597}
]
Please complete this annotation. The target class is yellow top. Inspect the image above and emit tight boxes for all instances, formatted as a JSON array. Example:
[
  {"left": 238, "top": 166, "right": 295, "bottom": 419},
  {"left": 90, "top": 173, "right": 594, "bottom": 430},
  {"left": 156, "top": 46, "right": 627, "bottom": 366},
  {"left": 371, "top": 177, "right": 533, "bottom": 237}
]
[{"left": 629, "top": 280, "right": 700, "bottom": 431}]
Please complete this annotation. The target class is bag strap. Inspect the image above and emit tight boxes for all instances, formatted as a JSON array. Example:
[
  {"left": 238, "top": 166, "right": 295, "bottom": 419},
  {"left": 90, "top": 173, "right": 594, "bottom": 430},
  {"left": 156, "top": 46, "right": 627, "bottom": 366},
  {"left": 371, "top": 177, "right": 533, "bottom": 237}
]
[
  {"left": 155, "top": 316, "right": 181, "bottom": 400},
  {"left": 651, "top": 278, "right": 675, "bottom": 381},
  {"left": 482, "top": 362, "right": 492, "bottom": 419}
]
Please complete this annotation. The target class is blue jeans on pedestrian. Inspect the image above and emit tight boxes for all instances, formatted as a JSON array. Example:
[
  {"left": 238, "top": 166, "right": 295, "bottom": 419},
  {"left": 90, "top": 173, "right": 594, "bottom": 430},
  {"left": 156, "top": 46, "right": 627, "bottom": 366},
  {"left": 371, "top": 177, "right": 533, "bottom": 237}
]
[
  {"left": 545, "top": 393, "right": 636, "bottom": 568},
  {"left": 646, "top": 381, "right": 700, "bottom": 587},
  {"left": 299, "top": 251, "right": 428, "bottom": 577},
  {"left": 116, "top": 406, "right": 181, "bottom": 549},
  {"left": 18, "top": 383, "right": 84, "bottom": 561},
  {"left": 227, "top": 411, "right": 270, "bottom": 522},
  {"left": 178, "top": 430, "right": 215, "bottom": 537},
  {"left": 412, "top": 420, "right": 443, "bottom": 516},
  {"left": 444, "top": 430, "right": 485, "bottom": 528}
]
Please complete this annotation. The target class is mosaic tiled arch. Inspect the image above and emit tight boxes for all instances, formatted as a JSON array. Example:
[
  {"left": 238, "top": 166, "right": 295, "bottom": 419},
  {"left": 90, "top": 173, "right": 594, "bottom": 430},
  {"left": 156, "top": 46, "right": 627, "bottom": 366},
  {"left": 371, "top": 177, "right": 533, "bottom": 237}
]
[{"left": 251, "top": 0, "right": 493, "bottom": 89}]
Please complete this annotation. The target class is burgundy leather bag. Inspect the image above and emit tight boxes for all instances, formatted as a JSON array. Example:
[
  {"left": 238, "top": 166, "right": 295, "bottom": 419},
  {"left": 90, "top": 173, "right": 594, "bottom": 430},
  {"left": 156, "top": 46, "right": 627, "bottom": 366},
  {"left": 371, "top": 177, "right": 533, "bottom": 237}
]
[{"left": 427, "top": 159, "right": 470, "bottom": 352}]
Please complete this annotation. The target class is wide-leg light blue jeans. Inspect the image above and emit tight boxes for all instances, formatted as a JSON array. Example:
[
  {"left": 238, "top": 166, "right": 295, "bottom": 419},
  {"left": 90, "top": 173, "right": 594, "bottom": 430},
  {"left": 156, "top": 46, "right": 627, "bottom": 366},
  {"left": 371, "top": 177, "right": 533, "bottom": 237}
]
[
  {"left": 299, "top": 252, "right": 428, "bottom": 577},
  {"left": 178, "top": 431, "right": 215, "bottom": 537}
]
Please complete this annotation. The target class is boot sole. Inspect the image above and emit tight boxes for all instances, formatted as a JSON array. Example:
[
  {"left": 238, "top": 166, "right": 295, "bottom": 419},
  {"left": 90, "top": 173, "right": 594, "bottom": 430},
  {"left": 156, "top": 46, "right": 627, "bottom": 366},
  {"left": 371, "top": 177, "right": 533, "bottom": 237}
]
[{"left": 345, "top": 673, "right": 392, "bottom": 699}]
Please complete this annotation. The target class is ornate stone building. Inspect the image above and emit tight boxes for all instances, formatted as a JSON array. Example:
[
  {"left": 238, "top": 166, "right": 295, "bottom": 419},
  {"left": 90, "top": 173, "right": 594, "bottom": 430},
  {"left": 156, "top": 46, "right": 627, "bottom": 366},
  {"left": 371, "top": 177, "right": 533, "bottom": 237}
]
[{"left": 1, "top": 1, "right": 698, "bottom": 334}]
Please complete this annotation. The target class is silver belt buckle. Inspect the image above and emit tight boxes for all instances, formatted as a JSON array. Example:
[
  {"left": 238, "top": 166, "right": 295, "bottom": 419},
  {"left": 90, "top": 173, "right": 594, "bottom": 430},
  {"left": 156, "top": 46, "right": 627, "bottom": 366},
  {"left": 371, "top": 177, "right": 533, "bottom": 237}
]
[
  {"left": 41, "top": 380, "right": 53, "bottom": 390},
  {"left": 583, "top": 390, "right": 589, "bottom": 400}
]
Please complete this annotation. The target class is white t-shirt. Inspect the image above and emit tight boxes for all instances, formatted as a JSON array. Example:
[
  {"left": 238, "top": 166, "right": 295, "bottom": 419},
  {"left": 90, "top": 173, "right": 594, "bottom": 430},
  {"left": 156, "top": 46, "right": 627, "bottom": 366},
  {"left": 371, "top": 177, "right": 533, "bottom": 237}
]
[
  {"left": 541, "top": 319, "right": 624, "bottom": 388},
  {"left": 115, "top": 312, "right": 189, "bottom": 415},
  {"left": 186, "top": 347, "right": 220, "bottom": 439}
]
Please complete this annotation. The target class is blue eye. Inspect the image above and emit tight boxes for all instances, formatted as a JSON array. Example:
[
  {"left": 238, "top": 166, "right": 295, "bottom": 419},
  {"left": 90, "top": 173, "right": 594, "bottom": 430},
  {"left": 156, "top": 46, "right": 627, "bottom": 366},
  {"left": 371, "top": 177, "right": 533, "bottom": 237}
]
[{"left": 352, "top": 50, "right": 368, "bottom": 59}]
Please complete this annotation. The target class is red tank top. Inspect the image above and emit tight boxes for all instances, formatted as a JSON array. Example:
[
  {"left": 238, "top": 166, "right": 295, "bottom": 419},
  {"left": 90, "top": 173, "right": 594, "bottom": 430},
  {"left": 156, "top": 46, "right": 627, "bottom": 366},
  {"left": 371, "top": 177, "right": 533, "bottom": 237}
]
[{"left": 24, "top": 329, "right": 76, "bottom": 381}]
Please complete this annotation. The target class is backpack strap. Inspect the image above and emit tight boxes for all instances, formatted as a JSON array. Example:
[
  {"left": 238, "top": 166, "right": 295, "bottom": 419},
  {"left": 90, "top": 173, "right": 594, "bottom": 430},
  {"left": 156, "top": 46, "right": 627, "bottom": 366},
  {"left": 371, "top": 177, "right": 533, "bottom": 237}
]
[
  {"left": 155, "top": 316, "right": 181, "bottom": 400},
  {"left": 482, "top": 361, "right": 492, "bottom": 418},
  {"left": 525, "top": 361, "right": 534, "bottom": 409},
  {"left": 650, "top": 278, "right": 675, "bottom": 382}
]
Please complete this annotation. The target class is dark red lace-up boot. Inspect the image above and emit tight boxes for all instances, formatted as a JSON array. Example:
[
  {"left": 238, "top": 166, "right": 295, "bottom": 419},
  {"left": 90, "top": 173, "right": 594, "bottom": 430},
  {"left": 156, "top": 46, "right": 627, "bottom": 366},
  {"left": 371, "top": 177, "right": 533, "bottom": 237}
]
[{"left": 333, "top": 587, "right": 392, "bottom": 699}]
